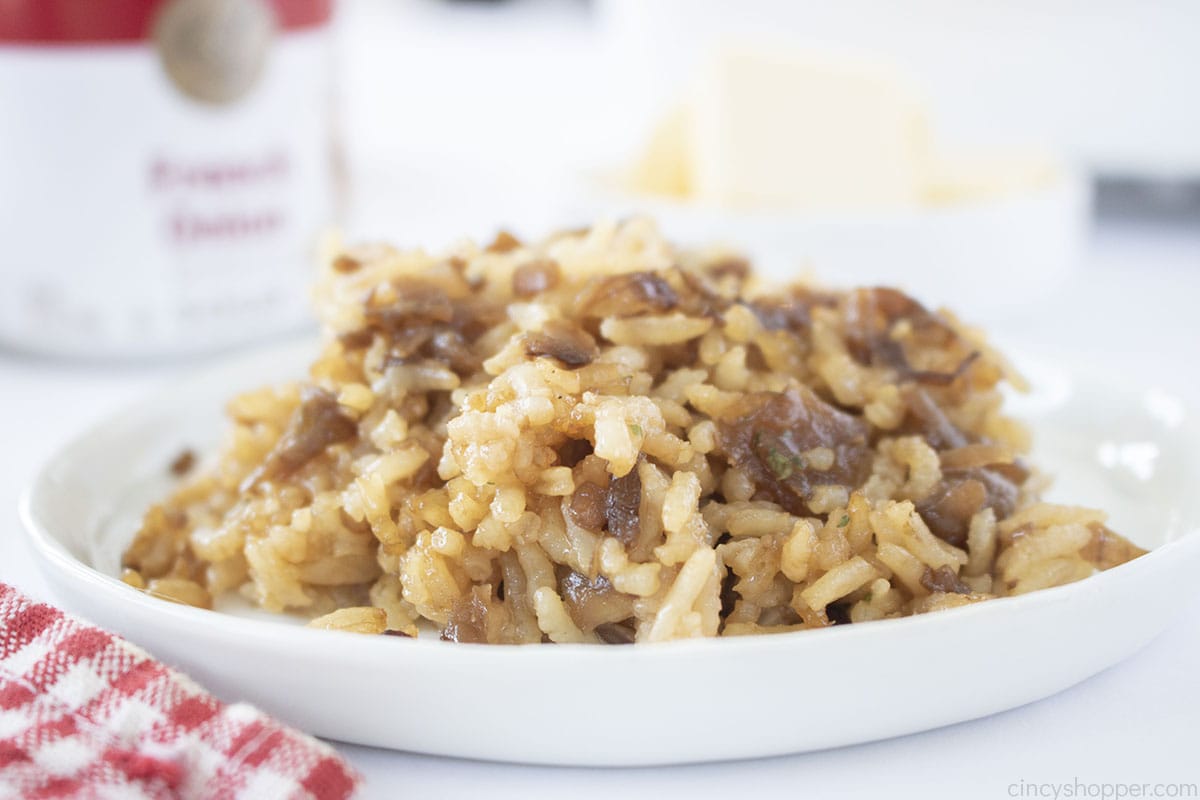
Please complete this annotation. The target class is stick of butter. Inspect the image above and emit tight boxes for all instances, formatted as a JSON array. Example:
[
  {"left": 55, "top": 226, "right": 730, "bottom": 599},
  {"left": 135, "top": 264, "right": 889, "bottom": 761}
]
[
  {"left": 626, "top": 46, "right": 1060, "bottom": 212},
  {"left": 690, "top": 47, "right": 932, "bottom": 211},
  {"left": 629, "top": 47, "right": 933, "bottom": 211}
]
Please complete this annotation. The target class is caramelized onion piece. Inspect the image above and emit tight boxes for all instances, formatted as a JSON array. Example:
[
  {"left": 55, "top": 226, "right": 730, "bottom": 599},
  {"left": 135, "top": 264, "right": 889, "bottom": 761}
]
[
  {"left": 568, "top": 481, "right": 608, "bottom": 531},
  {"left": 428, "top": 328, "right": 479, "bottom": 374},
  {"left": 383, "top": 327, "right": 435, "bottom": 365},
  {"left": 512, "top": 259, "right": 561, "bottom": 297},
  {"left": 907, "top": 352, "right": 980, "bottom": 387},
  {"left": 557, "top": 438, "right": 593, "bottom": 469},
  {"left": 920, "top": 565, "right": 972, "bottom": 594},
  {"left": 916, "top": 467, "right": 1022, "bottom": 547},
  {"left": 487, "top": 230, "right": 522, "bottom": 253},
  {"left": 845, "top": 288, "right": 942, "bottom": 354},
  {"left": 560, "top": 572, "right": 635, "bottom": 630},
  {"left": 441, "top": 591, "right": 490, "bottom": 643},
  {"left": 672, "top": 267, "right": 731, "bottom": 318},
  {"left": 244, "top": 387, "right": 357, "bottom": 490},
  {"left": 338, "top": 329, "right": 375, "bottom": 350},
  {"left": 704, "top": 256, "right": 750, "bottom": 283},
  {"left": 719, "top": 568, "right": 739, "bottom": 618},
  {"left": 169, "top": 449, "right": 196, "bottom": 477},
  {"left": 450, "top": 296, "right": 507, "bottom": 341},
  {"left": 575, "top": 271, "right": 678, "bottom": 318},
  {"left": 902, "top": 387, "right": 969, "bottom": 451},
  {"left": 845, "top": 287, "right": 977, "bottom": 384},
  {"left": 364, "top": 279, "right": 454, "bottom": 331},
  {"left": 347, "top": 301, "right": 438, "bottom": 352},
  {"left": 605, "top": 464, "right": 643, "bottom": 545},
  {"left": 970, "top": 467, "right": 1021, "bottom": 520},
  {"left": 989, "top": 461, "right": 1030, "bottom": 487},
  {"left": 523, "top": 320, "right": 599, "bottom": 368},
  {"left": 917, "top": 479, "right": 987, "bottom": 547},
  {"left": 364, "top": 287, "right": 501, "bottom": 373},
  {"left": 717, "top": 387, "right": 872, "bottom": 515},
  {"left": 275, "top": 388, "right": 358, "bottom": 473},
  {"left": 594, "top": 621, "right": 637, "bottom": 644},
  {"left": 827, "top": 602, "right": 853, "bottom": 625},
  {"left": 745, "top": 287, "right": 837, "bottom": 332},
  {"left": 1080, "top": 522, "right": 1147, "bottom": 569}
]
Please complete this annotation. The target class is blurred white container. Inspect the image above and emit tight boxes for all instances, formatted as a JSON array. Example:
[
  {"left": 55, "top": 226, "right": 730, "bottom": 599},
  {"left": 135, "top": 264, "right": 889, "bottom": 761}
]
[
  {"left": 575, "top": 171, "right": 1089, "bottom": 320},
  {"left": 0, "top": 0, "right": 337, "bottom": 358}
]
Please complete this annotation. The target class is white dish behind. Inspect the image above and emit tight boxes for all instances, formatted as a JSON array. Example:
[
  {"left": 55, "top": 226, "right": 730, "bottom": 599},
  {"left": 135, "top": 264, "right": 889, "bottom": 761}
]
[{"left": 571, "top": 173, "right": 1088, "bottom": 322}]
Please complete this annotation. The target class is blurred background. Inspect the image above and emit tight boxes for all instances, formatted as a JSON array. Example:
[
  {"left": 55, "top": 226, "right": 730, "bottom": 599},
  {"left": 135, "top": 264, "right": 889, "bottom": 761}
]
[
  {"left": 345, "top": 0, "right": 1200, "bottom": 236},
  {"left": 1, "top": 0, "right": 1198, "bottom": 360}
]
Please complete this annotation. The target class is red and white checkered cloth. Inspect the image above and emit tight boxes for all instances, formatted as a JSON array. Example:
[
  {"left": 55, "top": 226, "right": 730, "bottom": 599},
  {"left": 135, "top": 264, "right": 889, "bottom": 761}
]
[{"left": 0, "top": 583, "right": 360, "bottom": 799}]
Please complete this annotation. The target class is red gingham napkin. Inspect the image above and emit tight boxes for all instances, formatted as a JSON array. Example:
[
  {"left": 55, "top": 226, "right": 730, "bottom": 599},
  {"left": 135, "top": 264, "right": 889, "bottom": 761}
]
[{"left": 0, "top": 583, "right": 360, "bottom": 799}]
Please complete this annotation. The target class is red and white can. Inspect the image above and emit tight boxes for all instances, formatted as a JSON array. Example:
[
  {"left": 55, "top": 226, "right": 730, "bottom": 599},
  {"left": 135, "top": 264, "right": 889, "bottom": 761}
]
[{"left": 0, "top": 0, "right": 337, "bottom": 357}]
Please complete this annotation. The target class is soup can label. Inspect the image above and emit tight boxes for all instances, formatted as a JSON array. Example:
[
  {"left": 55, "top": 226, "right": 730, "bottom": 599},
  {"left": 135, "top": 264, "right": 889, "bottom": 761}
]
[{"left": 0, "top": 0, "right": 336, "bottom": 357}]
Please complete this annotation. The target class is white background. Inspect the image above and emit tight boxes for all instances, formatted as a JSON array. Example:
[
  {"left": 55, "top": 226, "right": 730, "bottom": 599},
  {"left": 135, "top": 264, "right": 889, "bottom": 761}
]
[{"left": 2, "top": 1, "right": 1199, "bottom": 797}]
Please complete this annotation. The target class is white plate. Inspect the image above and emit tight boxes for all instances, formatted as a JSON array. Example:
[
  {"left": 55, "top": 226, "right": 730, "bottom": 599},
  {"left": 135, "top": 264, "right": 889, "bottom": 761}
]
[{"left": 19, "top": 340, "right": 1200, "bottom": 766}]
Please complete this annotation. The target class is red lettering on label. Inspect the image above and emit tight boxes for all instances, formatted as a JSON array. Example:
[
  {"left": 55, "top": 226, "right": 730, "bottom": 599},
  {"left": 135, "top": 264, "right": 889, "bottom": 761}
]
[
  {"left": 170, "top": 208, "right": 285, "bottom": 244},
  {"left": 151, "top": 152, "right": 290, "bottom": 192}
]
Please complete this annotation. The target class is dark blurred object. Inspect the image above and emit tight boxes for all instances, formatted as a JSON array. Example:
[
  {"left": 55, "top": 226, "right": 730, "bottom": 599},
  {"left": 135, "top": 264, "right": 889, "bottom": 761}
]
[{"left": 1095, "top": 178, "right": 1200, "bottom": 225}]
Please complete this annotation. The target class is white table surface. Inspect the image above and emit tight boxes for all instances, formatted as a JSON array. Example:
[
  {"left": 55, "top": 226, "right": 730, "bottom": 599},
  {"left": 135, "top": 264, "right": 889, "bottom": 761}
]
[{"left": 1, "top": 221, "right": 1197, "bottom": 798}]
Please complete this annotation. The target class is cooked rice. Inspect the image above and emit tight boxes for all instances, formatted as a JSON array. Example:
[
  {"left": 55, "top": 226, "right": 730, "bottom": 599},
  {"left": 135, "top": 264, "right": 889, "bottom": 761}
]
[{"left": 122, "top": 218, "right": 1146, "bottom": 643}]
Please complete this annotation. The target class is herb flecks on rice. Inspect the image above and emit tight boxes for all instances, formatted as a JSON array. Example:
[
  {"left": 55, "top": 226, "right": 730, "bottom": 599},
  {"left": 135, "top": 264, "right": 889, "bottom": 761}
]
[{"left": 122, "top": 219, "right": 1146, "bottom": 643}]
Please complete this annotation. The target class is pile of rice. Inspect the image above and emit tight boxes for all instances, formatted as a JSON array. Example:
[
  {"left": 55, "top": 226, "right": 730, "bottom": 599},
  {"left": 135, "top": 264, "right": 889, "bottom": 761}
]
[{"left": 122, "top": 218, "right": 1145, "bottom": 643}]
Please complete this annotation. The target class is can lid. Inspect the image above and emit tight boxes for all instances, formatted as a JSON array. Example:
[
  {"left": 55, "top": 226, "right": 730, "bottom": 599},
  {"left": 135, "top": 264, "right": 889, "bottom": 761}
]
[{"left": 0, "top": 0, "right": 332, "bottom": 44}]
